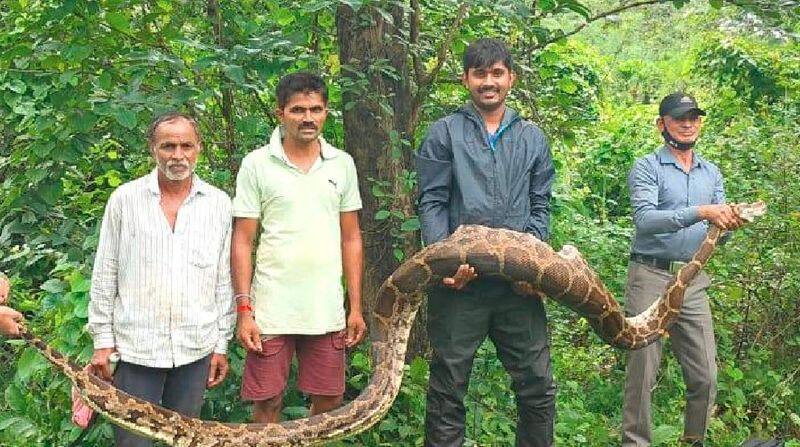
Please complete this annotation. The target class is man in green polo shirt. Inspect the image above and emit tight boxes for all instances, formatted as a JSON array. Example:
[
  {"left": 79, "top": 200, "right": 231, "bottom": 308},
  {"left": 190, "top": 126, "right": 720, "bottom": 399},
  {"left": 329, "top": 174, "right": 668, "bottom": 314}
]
[{"left": 231, "top": 72, "right": 366, "bottom": 423}]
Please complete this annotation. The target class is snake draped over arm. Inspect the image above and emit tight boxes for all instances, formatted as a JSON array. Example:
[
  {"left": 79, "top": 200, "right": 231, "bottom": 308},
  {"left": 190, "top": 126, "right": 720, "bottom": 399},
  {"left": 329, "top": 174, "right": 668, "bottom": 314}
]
[{"left": 16, "top": 201, "right": 765, "bottom": 447}]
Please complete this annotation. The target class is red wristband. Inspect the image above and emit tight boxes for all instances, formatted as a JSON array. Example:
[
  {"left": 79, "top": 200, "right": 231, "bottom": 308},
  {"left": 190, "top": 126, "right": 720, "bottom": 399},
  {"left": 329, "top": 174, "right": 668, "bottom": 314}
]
[{"left": 236, "top": 304, "right": 253, "bottom": 313}]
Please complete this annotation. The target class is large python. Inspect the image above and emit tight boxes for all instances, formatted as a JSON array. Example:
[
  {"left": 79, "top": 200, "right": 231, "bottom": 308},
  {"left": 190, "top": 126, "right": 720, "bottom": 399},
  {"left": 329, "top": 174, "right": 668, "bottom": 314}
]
[{"left": 17, "top": 201, "right": 765, "bottom": 446}]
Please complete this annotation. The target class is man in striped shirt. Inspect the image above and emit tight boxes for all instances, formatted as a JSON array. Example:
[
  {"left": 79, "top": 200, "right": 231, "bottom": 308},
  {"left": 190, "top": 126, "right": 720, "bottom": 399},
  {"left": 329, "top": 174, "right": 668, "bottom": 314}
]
[{"left": 88, "top": 113, "right": 235, "bottom": 447}]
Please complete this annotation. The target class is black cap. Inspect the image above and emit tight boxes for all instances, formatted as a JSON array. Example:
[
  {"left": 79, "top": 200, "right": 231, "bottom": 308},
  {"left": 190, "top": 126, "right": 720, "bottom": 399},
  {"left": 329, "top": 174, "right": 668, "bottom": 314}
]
[{"left": 659, "top": 92, "right": 706, "bottom": 118}]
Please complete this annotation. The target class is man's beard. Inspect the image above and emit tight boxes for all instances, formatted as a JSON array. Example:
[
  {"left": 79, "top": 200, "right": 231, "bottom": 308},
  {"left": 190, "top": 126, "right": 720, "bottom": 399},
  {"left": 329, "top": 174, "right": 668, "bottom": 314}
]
[
  {"left": 662, "top": 129, "right": 697, "bottom": 151},
  {"left": 158, "top": 159, "right": 195, "bottom": 181}
]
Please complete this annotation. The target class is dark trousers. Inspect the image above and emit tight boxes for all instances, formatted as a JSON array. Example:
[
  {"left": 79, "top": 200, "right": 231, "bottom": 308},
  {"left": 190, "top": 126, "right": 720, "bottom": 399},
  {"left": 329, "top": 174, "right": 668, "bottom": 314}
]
[
  {"left": 113, "top": 355, "right": 211, "bottom": 447},
  {"left": 424, "top": 280, "right": 556, "bottom": 447}
]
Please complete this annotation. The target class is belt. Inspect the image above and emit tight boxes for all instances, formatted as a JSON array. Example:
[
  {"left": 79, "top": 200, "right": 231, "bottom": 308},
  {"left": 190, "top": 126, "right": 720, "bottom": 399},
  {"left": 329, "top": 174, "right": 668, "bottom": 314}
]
[{"left": 630, "top": 253, "right": 687, "bottom": 274}]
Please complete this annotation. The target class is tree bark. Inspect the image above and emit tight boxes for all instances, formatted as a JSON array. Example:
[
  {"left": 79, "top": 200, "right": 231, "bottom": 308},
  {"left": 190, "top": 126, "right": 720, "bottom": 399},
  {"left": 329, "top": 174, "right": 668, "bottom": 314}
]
[
  {"left": 207, "top": 0, "right": 238, "bottom": 175},
  {"left": 336, "top": 2, "right": 473, "bottom": 361},
  {"left": 336, "top": 3, "right": 425, "bottom": 360}
]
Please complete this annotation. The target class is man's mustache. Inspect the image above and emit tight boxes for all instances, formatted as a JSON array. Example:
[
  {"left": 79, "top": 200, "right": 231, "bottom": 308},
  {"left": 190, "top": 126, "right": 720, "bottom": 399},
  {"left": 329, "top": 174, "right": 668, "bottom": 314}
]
[
  {"left": 300, "top": 123, "right": 317, "bottom": 130},
  {"left": 478, "top": 86, "right": 500, "bottom": 94},
  {"left": 167, "top": 160, "right": 190, "bottom": 169}
]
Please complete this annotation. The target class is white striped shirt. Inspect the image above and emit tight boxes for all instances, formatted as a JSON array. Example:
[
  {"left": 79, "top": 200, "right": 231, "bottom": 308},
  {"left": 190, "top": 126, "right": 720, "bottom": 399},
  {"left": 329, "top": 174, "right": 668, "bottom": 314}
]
[{"left": 88, "top": 169, "right": 235, "bottom": 368}]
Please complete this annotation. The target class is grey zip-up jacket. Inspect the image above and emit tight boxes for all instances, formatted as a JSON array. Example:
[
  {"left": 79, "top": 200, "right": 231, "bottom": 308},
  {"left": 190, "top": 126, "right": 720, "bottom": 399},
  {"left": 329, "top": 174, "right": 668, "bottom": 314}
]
[{"left": 416, "top": 103, "right": 555, "bottom": 245}]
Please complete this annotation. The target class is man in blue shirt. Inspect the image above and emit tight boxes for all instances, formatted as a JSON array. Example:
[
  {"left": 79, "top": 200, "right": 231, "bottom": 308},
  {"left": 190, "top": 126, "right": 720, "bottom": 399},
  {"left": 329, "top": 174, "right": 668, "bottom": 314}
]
[
  {"left": 417, "top": 38, "right": 556, "bottom": 447},
  {"left": 622, "top": 92, "right": 743, "bottom": 446}
]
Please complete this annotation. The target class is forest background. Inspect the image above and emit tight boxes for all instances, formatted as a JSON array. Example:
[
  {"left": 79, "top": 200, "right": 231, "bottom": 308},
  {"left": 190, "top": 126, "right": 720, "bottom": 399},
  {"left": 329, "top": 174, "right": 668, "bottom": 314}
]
[{"left": 0, "top": 0, "right": 798, "bottom": 445}]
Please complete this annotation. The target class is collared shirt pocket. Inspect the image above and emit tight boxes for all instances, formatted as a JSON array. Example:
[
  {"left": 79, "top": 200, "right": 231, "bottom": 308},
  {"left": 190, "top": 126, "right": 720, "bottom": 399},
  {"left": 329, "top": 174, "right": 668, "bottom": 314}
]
[
  {"left": 190, "top": 244, "right": 216, "bottom": 270},
  {"left": 189, "top": 244, "right": 217, "bottom": 297}
]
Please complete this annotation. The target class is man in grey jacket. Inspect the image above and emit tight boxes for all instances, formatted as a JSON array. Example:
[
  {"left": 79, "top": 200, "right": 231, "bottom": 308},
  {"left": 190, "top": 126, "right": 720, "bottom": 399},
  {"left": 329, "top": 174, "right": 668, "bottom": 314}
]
[{"left": 416, "top": 38, "right": 556, "bottom": 447}]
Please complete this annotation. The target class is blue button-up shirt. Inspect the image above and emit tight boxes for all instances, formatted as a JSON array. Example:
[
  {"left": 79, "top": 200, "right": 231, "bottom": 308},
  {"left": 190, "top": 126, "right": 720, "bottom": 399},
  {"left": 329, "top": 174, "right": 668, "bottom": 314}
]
[{"left": 629, "top": 146, "right": 726, "bottom": 261}]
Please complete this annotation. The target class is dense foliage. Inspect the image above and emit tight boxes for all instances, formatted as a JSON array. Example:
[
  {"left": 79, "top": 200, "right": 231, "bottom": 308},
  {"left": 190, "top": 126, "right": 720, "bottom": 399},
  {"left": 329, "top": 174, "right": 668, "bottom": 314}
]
[{"left": 1, "top": 0, "right": 797, "bottom": 446}]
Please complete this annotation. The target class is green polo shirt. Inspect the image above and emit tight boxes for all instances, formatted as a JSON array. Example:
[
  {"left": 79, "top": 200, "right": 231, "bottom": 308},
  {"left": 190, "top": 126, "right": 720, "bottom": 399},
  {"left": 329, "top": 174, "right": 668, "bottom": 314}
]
[{"left": 233, "top": 127, "right": 362, "bottom": 335}]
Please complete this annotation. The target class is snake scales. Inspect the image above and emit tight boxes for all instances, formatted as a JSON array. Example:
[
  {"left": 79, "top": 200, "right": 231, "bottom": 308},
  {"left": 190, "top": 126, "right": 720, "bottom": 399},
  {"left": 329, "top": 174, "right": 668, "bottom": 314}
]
[{"left": 18, "top": 202, "right": 765, "bottom": 446}]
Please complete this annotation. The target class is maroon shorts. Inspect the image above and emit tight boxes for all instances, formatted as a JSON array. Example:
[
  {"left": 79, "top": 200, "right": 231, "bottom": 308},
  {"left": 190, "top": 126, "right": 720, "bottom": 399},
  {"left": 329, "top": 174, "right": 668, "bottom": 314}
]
[{"left": 241, "top": 331, "right": 346, "bottom": 401}]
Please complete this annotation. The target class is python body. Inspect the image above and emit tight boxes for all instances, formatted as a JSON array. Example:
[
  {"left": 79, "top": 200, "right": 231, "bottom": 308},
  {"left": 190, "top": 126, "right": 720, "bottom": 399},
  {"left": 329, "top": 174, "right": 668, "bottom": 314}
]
[{"left": 18, "top": 202, "right": 765, "bottom": 446}]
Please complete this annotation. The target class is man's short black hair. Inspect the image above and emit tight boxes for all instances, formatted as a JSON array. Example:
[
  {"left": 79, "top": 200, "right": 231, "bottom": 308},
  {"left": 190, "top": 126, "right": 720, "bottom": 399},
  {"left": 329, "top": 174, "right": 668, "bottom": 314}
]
[
  {"left": 463, "top": 38, "right": 513, "bottom": 72},
  {"left": 276, "top": 72, "right": 328, "bottom": 109}
]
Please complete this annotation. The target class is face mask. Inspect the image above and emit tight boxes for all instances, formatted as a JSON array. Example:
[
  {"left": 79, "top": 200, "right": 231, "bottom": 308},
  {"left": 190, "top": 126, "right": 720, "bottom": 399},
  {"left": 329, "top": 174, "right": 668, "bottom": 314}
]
[{"left": 661, "top": 129, "right": 696, "bottom": 151}]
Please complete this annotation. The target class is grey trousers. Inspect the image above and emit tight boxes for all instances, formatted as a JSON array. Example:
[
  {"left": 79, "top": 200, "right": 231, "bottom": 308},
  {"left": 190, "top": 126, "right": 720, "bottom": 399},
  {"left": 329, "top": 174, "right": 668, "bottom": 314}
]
[
  {"left": 424, "top": 280, "right": 556, "bottom": 447},
  {"left": 113, "top": 355, "right": 211, "bottom": 447},
  {"left": 621, "top": 262, "right": 717, "bottom": 447}
]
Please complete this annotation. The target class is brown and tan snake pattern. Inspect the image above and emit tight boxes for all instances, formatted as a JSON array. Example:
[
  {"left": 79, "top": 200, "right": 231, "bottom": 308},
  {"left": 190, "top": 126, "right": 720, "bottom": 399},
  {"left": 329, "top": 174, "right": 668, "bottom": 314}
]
[{"left": 17, "top": 201, "right": 765, "bottom": 446}]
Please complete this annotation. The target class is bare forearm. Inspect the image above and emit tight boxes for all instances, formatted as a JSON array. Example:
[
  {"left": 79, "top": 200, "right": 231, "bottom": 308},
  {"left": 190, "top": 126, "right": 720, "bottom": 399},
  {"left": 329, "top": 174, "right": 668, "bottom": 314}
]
[{"left": 231, "top": 241, "right": 254, "bottom": 297}]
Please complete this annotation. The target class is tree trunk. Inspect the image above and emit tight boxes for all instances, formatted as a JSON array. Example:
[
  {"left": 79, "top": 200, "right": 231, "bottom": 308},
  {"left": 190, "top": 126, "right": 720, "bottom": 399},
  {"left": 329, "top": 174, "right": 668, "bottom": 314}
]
[
  {"left": 207, "top": 0, "right": 238, "bottom": 175},
  {"left": 336, "top": 3, "right": 427, "bottom": 361}
]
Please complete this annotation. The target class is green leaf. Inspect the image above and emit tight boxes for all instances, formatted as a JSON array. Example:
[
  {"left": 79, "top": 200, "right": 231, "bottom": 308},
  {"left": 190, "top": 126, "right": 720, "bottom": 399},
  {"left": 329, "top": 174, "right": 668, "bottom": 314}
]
[
  {"left": 73, "top": 293, "right": 89, "bottom": 318},
  {"left": 375, "top": 210, "right": 391, "bottom": 220},
  {"left": 6, "top": 79, "right": 26, "bottom": 94},
  {"left": 539, "top": 51, "right": 560, "bottom": 65},
  {"left": 274, "top": 8, "right": 295, "bottom": 26},
  {"left": 37, "top": 179, "right": 63, "bottom": 205},
  {"left": 64, "top": 45, "right": 91, "bottom": 63},
  {"left": 107, "top": 170, "right": 122, "bottom": 187},
  {"left": 558, "top": 77, "right": 578, "bottom": 94},
  {"left": 709, "top": 0, "right": 723, "bottom": 7},
  {"left": 562, "top": 0, "right": 591, "bottom": 19},
  {"left": 409, "top": 357, "right": 428, "bottom": 381},
  {"left": 12, "top": 101, "right": 36, "bottom": 116},
  {"left": 70, "top": 275, "right": 91, "bottom": 293},
  {"left": 370, "top": 184, "right": 386, "bottom": 198},
  {"left": 0, "top": 416, "right": 37, "bottom": 439},
  {"left": 40, "top": 278, "right": 66, "bottom": 293},
  {"left": 15, "top": 348, "right": 48, "bottom": 382},
  {"left": 98, "top": 71, "right": 113, "bottom": 90},
  {"left": 282, "top": 406, "right": 308, "bottom": 419},
  {"left": 727, "top": 366, "right": 744, "bottom": 381},
  {"left": 114, "top": 108, "right": 138, "bottom": 129},
  {"left": 30, "top": 140, "right": 55, "bottom": 157},
  {"left": 223, "top": 65, "right": 246, "bottom": 85},
  {"left": 156, "top": 0, "right": 173, "bottom": 12},
  {"left": 400, "top": 218, "right": 420, "bottom": 232},
  {"left": 106, "top": 12, "right": 130, "bottom": 31},
  {"left": 539, "top": 0, "right": 556, "bottom": 11},
  {"left": 651, "top": 424, "right": 680, "bottom": 444},
  {"left": 67, "top": 110, "right": 98, "bottom": 133}
]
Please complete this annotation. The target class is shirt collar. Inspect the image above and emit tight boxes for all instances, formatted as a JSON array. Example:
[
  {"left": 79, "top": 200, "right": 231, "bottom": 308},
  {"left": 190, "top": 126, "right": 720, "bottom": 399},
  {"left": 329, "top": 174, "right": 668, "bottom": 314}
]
[
  {"left": 657, "top": 145, "right": 702, "bottom": 170},
  {"left": 146, "top": 168, "right": 208, "bottom": 198},
  {"left": 268, "top": 126, "right": 339, "bottom": 163}
]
